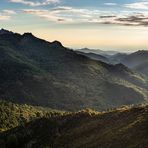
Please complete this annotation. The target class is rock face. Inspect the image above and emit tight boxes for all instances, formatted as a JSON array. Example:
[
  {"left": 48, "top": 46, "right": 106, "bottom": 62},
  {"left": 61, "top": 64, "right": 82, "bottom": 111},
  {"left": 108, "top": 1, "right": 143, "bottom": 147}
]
[{"left": 0, "top": 29, "right": 147, "bottom": 111}]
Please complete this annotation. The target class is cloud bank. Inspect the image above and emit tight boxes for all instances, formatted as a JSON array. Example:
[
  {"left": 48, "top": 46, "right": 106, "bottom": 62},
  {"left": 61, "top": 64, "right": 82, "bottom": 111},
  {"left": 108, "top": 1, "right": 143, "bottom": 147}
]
[
  {"left": 0, "top": 10, "right": 16, "bottom": 21},
  {"left": 23, "top": 6, "right": 148, "bottom": 27},
  {"left": 9, "top": 0, "right": 60, "bottom": 6},
  {"left": 125, "top": 1, "right": 148, "bottom": 10}
]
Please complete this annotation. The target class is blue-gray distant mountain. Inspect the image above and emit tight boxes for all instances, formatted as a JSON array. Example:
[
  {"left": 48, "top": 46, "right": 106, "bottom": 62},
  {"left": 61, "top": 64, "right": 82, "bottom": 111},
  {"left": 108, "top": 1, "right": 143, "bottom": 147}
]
[
  {"left": 78, "top": 48, "right": 148, "bottom": 76},
  {"left": 120, "top": 50, "right": 148, "bottom": 75},
  {"left": 0, "top": 29, "right": 148, "bottom": 111},
  {"left": 77, "top": 48, "right": 119, "bottom": 56},
  {"left": 76, "top": 51, "right": 110, "bottom": 63},
  {"left": 109, "top": 53, "right": 129, "bottom": 64}
]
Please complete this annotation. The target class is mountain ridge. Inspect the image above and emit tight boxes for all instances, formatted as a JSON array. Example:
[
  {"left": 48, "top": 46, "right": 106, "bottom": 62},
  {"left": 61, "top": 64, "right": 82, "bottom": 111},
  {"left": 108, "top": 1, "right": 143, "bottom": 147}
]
[
  {"left": 0, "top": 29, "right": 147, "bottom": 111},
  {"left": 78, "top": 48, "right": 148, "bottom": 76}
]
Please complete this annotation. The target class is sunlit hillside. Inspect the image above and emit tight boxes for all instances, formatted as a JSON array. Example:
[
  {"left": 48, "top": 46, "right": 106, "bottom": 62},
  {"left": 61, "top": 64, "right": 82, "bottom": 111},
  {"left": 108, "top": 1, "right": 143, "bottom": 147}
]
[{"left": 0, "top": 103, "right": 148, "bottom": 148}]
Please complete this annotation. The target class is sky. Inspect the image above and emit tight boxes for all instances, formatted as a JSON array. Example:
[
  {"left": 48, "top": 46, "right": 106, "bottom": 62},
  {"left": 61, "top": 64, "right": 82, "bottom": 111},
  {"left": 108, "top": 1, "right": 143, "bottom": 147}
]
[{"left": 1, "top": 0, "right": 148, "bottom": 51}]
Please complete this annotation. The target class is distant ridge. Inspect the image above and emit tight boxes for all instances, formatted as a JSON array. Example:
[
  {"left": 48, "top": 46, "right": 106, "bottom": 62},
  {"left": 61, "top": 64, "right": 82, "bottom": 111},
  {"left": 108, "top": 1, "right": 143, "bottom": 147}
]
[
  {"left": 77, "top": 48, "right": 119, "bottom": 56},
  {"left": 78, "top": 48, "right": 148, "bottom": 76},
  {"left": 119, "top": 50, "right": 148, "bottom": 75}
]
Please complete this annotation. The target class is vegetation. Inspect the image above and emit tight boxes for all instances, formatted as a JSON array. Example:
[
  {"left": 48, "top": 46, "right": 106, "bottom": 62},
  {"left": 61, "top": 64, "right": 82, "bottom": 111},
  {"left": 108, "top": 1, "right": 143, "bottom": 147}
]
[
  {"left": 0, "top": 100, "right": 66, "bottom": 132},
  {"left": 0, "top": 29, "right": 148, "bottom": 148},
  {"left": 0, "top": 104, "right": 148, "bottom": 148},
  {"left": 0, "top": 30, "right": 147, "bottom": 111}
]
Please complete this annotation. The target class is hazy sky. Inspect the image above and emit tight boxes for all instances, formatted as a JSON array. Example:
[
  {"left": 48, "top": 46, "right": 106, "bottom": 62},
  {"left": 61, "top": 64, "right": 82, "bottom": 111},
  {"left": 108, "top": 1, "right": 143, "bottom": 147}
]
[{"left": 1, "top": 0, "right": 148, "bottom": 51}]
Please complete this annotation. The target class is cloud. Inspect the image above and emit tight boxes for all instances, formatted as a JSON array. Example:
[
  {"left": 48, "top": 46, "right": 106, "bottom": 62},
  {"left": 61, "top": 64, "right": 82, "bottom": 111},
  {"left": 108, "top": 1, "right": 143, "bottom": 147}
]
[
  {"left": 51, "top": 6, "right": 72, "bottom": 11},
  {"left": 100, "top": 15, "right": 116, "bottom": 18},
  {"left": 0, "top": 15, "right": 11, "bottom": 21},
  {"left": 104, "top": 3, "right": 117, "bottom": 6},
  {"left": 22, "top": 6, "right": 148, "bottom": 27},
  {"left": 23, "top": 7, "right": 103, "bottom": 23},
  {"left": 2, "top": 10, "right": 16, "bottom": 14},
  {"left": 0, "top": 10, "right": 16, "bottom": 21},
  {"left": 125, "top": 2, "right": 148, "bottom": 10},
  {"left": 22, "top": 7, "right": 114, "bottom": 24},
  {"left": 23, "top": 9, "right": 66, "bottom": 22},
  {"left": 101, "top": 13, "right": 148, "bottom": 26},
  {"left": 9, "top": 0, "right": 60, "bottom": 6}
]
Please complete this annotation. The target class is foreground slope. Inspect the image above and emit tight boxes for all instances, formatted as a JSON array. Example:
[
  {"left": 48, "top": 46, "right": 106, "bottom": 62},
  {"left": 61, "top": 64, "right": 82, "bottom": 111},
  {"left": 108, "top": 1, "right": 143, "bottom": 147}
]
[
  {"left": 1, "top": 105, "right": 148, "bottom": 148},
  {"left": 0, "top": 101, "right": 65, "bottom": 132},
  {"left": 0, "top": 29, "right": 148, "bottom": 111}
]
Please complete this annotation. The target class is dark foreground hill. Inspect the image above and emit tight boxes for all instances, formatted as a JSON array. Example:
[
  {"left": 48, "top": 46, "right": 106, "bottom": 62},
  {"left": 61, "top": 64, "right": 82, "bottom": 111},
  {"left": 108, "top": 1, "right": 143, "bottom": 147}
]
[
  {"left": 1, "top": 104, "right": 148, "bottom": 148},
  {"left": 0, "top": 29, "right": 148, "bottom": 111}
]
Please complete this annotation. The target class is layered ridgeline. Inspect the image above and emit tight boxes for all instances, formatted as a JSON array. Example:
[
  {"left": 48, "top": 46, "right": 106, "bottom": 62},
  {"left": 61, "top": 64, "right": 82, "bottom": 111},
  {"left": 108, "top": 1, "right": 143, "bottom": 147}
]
[
  {"left": 120, "top": 50, "right": 148, "bottom": 76},
  {"left": 78, "top": 49, "right": 148, "bottom": 76},
  {"left": 0, "top": 103, "right": 148, "bottom": 148},
  {"left": 0, "top": 29, "right": 148, "bottom": 111}
]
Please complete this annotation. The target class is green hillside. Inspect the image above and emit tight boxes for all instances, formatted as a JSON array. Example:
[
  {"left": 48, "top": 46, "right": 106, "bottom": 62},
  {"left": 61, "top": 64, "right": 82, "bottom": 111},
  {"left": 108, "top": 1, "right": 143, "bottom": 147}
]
[
  {"left": 1, "top": 103, "right": 148, "bottom": 148},
  {"left": 0, "top": 30, "right": 148, "bottom": 111},
  {"left": 0, "top": 101, "right": 66, "bottom": 132}
]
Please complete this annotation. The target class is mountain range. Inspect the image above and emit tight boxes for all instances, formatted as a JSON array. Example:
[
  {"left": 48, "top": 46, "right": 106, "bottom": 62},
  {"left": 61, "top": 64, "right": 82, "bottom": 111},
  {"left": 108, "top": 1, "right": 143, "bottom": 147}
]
[
  {"left": 0, "top": 29, "right": 148, "bottom": 111},
  {"left": 78, "top": 49, "right": 148, "bottom": 76},
  {"left": 0, "top": 29, "right": 148, "bottom": 148},
  {"left": 121, "top": 50, "right": 148, "bottom": 75},
  {"left": 77, "top": 48, "right": 120, "bottom": 56}
]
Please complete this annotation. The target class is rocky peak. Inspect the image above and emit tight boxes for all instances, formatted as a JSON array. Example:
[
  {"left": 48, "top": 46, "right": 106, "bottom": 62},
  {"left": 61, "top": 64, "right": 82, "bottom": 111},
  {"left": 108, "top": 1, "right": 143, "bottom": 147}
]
[{"left": 0, "top": 28, "right": 13, "bottom": 35}]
